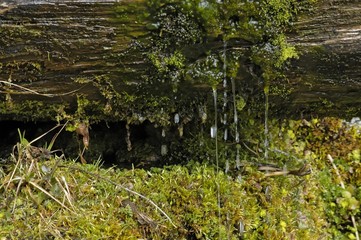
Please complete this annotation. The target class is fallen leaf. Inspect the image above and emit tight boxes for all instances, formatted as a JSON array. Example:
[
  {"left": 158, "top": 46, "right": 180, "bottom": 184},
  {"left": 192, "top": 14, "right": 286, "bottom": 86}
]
[{"left": 76, "top": 123, "right": 89, "bottom": 149}]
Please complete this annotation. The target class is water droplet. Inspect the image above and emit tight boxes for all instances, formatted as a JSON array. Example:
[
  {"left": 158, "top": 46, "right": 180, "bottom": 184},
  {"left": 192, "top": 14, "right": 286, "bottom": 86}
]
[
  {"left": 238, "top": 221, "right": 245, "bottom": 236},
  {"left": 236, "top": 147, "right": 241, "bottom": 169},
  {"left": 235, "top": 132, "right": 240, "bottom": 143},
  {"left": 210, "top": 126, "right": 217, "bottom": 138},
  {"left": 161, "top": 144, "right": 168, "bottom": 156},
  {"left": 224, "top": 129, "right": 228, "bottom": 141},
  {"left": 223, "top": 91, "right": 227, "bottom": 107},
  {"left": 174, "top": 113, "right": 180, "bottom": 124},
  {"left": 225, "top": 159, "right": 230, "bottom": 173}
]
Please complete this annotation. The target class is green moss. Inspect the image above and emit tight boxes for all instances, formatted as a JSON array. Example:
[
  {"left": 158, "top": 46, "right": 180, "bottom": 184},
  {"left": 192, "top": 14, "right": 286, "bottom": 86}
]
[
  {"left": 1, "top": 115, "right": 360, "bottom": 238},
  {"left": 0, "top": 155, "right": 327, "bottom": 239},
  {"left": 148, "top": 50, "right": 185, "bottom": 74},
  {"left": 0, "top": 100, "right": 67, "bottom": 121}
]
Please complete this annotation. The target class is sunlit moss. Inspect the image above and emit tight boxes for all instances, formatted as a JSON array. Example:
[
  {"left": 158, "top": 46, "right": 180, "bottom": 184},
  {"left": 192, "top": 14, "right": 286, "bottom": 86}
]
[{"left": 1, "top": 115, "right": 360, "bottom": 238}]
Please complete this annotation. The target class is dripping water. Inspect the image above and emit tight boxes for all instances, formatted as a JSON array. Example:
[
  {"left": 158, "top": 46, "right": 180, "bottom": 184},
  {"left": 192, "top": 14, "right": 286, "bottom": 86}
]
[
  {"left": 223, "top": 128, "right": 228, "bottom": 141},
  {"left": 161, "top": 128, "right": 167, "bottom": 156},
  {"left": 222, "top": 41, "right": 229, "bottom": 174},
  {"left": 231, "top": 77, "right": 239, "bottom": 142},
  {"left": 126, "top": 123, "right": 132, "bottom": 151},
  {"left": 174, "top": 113, "right": 180, "bottom": 124},
  {"left": 225, "top": 151, "right": 230, "bottom": 173},
  {"left": 211, "top": 126, "right": 217, "bottom": 138},
  {"left": 212, "top": 88, "right": 219, "bottom": 171},
  {"left": 229, "top": 47, "right": 239, "bottom": 168},
  {"left": 161, "top": 144, "right": 168, "bottom": 156},
  {"left": 212, "top": 87, "right": 221, "bottom": 238},
  {"left": 236, "top": 144, "right": 241, "bottom": 169},
  {"left": 264, "top": 85, "right": 269, "bottom": 160},
  {"left": 223, "top": 41, "right": 228, "bottom": 89},
  {"left": 231, "top": 76, "right": 240, "bottom": 172}
]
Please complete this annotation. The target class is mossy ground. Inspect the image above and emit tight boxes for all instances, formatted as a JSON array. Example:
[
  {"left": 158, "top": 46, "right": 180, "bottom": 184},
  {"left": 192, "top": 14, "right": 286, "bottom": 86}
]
[
  {"left": 1, "top": 1, "right": 360, "bottom": 239},
  {"left": 0, "top": 117, "right": 360, "bottom": 239}
]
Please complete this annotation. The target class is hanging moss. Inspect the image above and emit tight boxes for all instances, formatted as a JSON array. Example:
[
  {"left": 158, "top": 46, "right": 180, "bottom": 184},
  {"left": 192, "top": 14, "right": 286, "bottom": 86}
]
[{"left": 0, "top": 100, "right": 67, "bottom": 122}]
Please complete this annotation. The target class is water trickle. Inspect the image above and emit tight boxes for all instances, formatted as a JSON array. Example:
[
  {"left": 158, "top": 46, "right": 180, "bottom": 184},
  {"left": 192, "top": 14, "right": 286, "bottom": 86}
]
[
  {"left": 231, "top": 77, "right": 239, "bottom": 133},
  {"left": 236, "top": 144, "right": 241, "bottom": 169},
  {"left": 222, "top": 41, "right": 229, "bottom": 146},
  {"left": 225, "top": 158, "right": 230, "bottom": 174},
  {"left": 214, "top": 84, "right": 221, "bottom": 238},
  {"left": 161, "top": 144, "right": 168, "bottom": 156},
  {"left": 222, "top": 40, "right": 230, "bottom": 177},
  {"left": 264, "top": 85, "right": 269, "bottom": 160},
  {"left": 211, "top": 125, "right": 217, "bottom": 139},
  {"left": 212, "top": 87, "right": 219, "bottom": 169},
  {"left": 161, "top": 127, "right": 167, "bottom": 156},
  {"left": 174, "top": 113, "right": 180, "bottom": 124},
  {"left": 223, "top": 113, "right": 227, "bottom": 125},
  {"left": 223, "top": 91, "right": 228, "bottom": 108},
  {"left": 223, "top": 41, "right": 228, "bottom": 88},
  {"left": 126, "top": 124, "right": 132, "bottom": 151},
  {"left": 238, "top": 220, "right": 245, "bottom": 237}
]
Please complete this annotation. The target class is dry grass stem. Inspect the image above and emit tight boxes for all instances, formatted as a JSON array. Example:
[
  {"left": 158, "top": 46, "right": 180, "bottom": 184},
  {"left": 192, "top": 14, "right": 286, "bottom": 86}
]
[{"left": 0, "top": 80, "right": 84, "bottom": 97}]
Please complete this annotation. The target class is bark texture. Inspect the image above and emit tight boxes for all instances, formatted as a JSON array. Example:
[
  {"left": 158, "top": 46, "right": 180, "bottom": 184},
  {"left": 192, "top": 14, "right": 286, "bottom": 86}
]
[
  {"left": 0, "top": 0, "right": 360, "bottom": 121},
  {"left": 286, "top": 0, "right": 361, "bottom": 116}
]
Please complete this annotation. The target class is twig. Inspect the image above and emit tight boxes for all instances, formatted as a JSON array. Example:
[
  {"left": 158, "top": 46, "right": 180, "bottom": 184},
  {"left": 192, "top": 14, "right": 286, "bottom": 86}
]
[
  {"left": 0, "top": 81, "right": 84, "bottom": 97},
  {"left": 327, "top": 154, "right": 359, "bottom": 240},
  {"left": 242, "top": 141, "right": 259, "bottom": 157},
  {"left": 65, "top": 165, "right": 177, "bottom": 228},
  {"left": 259, "top": 164, "right": 311, "bottom": 177}
]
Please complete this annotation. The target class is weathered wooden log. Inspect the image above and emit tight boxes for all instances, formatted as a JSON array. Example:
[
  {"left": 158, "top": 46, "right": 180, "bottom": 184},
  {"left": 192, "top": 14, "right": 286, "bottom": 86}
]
[
  {"left": 0, "top": 0, "right": 150, "bottom": 121},
  {"left": 0, "top": 0, "right": 360, "bottom": 123},
  {"left": 286, "top": 0, "right": 361, "bottom": 117}
]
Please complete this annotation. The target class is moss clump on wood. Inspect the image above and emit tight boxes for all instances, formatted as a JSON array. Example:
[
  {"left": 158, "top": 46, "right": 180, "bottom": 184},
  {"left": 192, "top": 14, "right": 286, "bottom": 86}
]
[{"left": 0, "top": 99, "right": 67, "bottom": 122}]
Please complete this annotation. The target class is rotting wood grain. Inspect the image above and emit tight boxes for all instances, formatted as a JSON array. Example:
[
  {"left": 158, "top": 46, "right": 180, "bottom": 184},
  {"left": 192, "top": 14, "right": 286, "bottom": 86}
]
[{"left": 0, "top": 0, "right": 361, "bottom": 120}]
